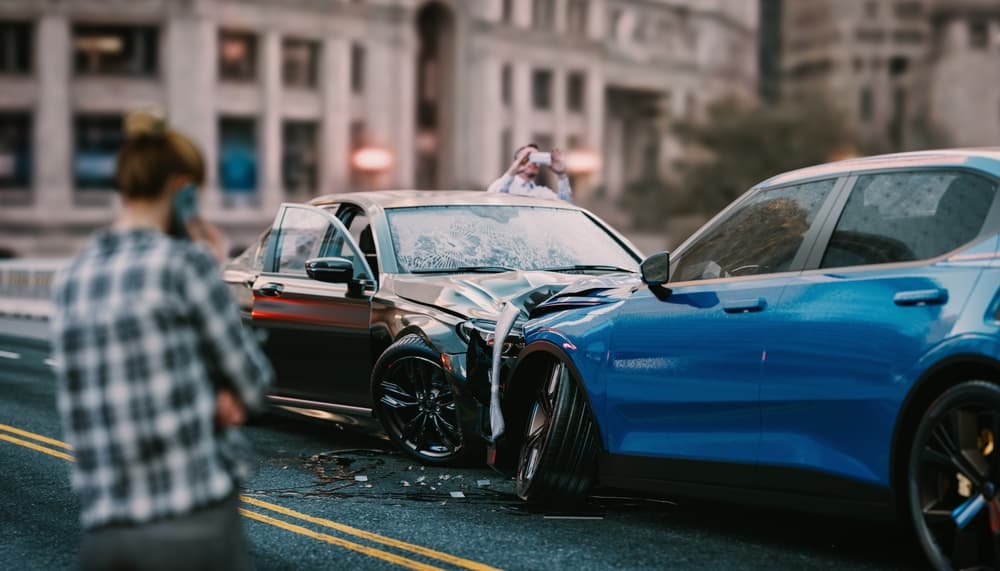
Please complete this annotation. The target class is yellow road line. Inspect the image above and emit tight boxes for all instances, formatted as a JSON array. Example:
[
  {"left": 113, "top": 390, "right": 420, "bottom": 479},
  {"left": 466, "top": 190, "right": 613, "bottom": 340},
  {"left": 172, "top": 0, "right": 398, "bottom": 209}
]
[
  {"left": 0, "top": 423, "right": 503, "bottom": 571},
  {"left": 0, "top": 433, "right": 74, "bottom": 462},
  {"left": 239, "top": 508, "right": 445, "bottom": 571},
  {"left": 241, "top": 496, "right": 503, "bottom": 571},
  {"left": 0, "top": 422, "right": 72, "bottom": 449}
]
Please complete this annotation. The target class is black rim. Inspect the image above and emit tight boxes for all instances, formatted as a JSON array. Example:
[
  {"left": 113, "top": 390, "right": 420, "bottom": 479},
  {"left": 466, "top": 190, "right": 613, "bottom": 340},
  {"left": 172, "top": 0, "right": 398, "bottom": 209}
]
[
  {"left": 912, "top": 397, "right": 1000, "bottom": 570},
  {"left": 517, "top": 361, "right": 564, "bottom": 485},
  {"left": 377, "top": 356, "right": 461, "bottom": 460}
]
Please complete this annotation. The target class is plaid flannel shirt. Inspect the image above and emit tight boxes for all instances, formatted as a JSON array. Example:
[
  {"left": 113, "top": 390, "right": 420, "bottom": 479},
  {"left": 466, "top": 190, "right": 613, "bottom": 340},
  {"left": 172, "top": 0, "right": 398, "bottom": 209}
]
[{"left": 51, "top": 228, "right": 273, "bottom": 529}]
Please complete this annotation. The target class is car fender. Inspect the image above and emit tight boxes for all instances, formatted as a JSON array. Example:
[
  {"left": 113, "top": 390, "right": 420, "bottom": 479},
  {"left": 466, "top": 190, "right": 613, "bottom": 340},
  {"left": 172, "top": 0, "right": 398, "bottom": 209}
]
[{"left": 888, "top": 333, "right": 1000, "bottom": 516}]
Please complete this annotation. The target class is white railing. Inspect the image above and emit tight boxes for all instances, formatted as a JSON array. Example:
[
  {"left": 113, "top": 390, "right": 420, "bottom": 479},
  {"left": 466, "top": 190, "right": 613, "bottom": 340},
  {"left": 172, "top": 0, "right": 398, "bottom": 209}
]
[{"left": 0, "top": 259, "right": 67, "bottom": 321}]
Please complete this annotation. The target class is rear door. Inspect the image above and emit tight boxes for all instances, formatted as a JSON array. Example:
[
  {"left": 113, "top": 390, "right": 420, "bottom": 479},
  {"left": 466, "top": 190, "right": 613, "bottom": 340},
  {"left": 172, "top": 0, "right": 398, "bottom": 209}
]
[
  {"left": 760, "top": 169, "right": 1000, "bottom": 498},
  {"left": 252, "top": 204, "right": 377, "bottom": 408}
]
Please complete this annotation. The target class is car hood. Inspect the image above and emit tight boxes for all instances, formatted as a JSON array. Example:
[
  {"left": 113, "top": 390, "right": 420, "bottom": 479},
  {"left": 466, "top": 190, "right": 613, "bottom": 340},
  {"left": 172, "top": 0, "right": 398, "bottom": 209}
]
[{"left": 385, "top": 271, "right": 637, "bottom": 320}]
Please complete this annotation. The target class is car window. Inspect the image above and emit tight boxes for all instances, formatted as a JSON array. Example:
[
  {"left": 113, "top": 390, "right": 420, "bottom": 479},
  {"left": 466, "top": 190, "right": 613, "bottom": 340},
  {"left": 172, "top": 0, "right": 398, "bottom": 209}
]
[
  {"left": 672, "top": 178, "right": 837, "bottom": 282},
  {"left": 385, "top": 205, "right": 639, "bottom": 273},
  {"left": 275, "top": 208, "right": 336, "bottom": 276},
  {"left": 820, "top": 170, "right": 997, "bottom": 268}
]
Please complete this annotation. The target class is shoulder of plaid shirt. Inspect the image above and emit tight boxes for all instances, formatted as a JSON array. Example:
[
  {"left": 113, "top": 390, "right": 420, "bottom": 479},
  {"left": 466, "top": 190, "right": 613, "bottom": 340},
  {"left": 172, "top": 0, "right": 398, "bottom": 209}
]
[{"left": 49, "top": 229, "right": 274, "bottom": 529}]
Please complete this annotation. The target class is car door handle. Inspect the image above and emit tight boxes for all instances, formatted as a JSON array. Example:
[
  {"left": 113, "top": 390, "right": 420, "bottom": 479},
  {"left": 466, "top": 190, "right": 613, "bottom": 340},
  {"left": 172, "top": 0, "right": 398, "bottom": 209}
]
[
  {"left": 894, "top": 288, "right": 948, "bottom": 306},
  {"left": 258, "top": 283, "right": 284, "bottom": 297},
  {"left": 723, "top": 297, "right": 766, "bottom": 314}
]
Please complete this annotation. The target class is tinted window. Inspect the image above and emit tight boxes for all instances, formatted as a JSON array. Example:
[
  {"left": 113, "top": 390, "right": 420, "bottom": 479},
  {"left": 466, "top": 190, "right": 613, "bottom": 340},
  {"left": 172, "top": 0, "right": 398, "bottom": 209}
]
[
  {"left": 673, "top": 179, "right": 836, "bottom": 281},
  {"left": 820, "top": 171, "right": 996, "bottom": 268}
]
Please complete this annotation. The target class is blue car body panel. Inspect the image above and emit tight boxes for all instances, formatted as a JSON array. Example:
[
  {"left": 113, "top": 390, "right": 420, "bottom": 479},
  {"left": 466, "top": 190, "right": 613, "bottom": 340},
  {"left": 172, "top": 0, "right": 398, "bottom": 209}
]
[{"left": 516, "top": 149, "right": 1000, "bottom": 515}]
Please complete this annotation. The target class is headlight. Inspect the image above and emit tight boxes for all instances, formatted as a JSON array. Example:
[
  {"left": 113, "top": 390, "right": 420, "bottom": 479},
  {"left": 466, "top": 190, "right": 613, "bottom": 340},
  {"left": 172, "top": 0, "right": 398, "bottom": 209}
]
[{"left": 457, "top": 318, "right": 524, "bottom": 356}]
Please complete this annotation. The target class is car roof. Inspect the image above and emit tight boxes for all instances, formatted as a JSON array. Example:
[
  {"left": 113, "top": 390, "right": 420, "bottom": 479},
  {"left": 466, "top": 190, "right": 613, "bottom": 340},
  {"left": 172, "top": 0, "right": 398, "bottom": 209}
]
[
  {"left": 759, "top": 147, "right": 1000, "bottom": 188},
  {"left": 308, "top": 190, "right": 583, "bottom": 210}
]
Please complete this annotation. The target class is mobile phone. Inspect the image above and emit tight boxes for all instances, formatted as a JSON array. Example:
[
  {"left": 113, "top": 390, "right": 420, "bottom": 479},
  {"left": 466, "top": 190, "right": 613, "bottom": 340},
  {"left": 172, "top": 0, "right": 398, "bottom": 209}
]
[
  {"left": 168, "top": 184, "right": 198, "bottom": 240},
  {"left": 528, "top": 151, "right": 551, "bottom": 166}
]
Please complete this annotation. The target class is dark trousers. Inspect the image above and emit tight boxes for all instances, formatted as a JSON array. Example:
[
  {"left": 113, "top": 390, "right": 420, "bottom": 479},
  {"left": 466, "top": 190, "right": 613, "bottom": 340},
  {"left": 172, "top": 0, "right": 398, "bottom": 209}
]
[{"left": 78, "top": 493, "right": 252, "bottom": 571}]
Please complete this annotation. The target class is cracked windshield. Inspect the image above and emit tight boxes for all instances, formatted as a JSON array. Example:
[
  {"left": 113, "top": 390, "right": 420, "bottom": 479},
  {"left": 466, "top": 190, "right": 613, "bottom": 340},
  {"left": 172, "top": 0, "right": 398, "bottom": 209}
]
[{"left": 387, "top": 205, "right": 639, "bottom": 273}]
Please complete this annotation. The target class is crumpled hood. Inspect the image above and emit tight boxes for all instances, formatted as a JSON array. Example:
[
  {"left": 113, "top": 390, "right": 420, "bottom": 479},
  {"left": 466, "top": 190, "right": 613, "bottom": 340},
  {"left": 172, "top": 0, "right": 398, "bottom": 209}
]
[{"left": 385, "top": 271, "right": 636, "bottom": 320}]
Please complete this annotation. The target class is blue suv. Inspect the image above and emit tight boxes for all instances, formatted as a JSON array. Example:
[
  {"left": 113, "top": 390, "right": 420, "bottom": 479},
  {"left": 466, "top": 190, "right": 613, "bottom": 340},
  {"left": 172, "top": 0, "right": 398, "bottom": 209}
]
[{"left": 493, "top": 149, "right": 1000, "bottom": 569}]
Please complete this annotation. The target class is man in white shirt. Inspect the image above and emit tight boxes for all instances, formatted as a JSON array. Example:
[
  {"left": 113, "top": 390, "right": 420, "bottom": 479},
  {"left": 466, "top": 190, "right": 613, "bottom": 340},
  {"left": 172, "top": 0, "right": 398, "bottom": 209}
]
[{"left": 487, "top": 143, "right": 572, "bottom": 202}]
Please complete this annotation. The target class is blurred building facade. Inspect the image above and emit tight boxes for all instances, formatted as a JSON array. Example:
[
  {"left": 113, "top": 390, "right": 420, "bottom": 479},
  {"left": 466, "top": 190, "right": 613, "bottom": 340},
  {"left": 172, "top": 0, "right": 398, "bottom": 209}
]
[
  {"left": 0, "top": 0, "right": 757, "bottom": 256},
  {"left": 779, "top": 0, "right": 1000, "bottom": 151}
]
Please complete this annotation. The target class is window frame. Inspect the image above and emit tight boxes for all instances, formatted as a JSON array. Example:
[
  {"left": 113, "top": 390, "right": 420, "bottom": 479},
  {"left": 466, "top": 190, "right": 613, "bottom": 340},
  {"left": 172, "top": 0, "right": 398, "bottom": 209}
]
[
  {"left": 801, "top": 167, "right": 1000, "bottom": 270},
  {"left": 668, "top": 175, "right": 849, "bottom": 283}
]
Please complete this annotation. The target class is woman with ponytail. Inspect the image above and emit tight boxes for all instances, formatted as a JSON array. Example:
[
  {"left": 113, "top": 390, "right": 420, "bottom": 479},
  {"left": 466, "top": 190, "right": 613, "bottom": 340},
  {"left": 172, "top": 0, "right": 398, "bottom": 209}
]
[{"left": 50, "top": 109, "right": 273, "bottom": 570}]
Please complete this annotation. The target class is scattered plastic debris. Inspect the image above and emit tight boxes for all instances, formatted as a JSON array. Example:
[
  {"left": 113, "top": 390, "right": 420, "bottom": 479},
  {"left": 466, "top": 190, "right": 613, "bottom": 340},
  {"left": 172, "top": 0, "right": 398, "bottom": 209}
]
[
  {"left": 477, "top": 479, "right": 491, "bottom": 487},
  {"left": 450, "top": 491, "right": 466, "bottom": 498},
  {"left": 354, "top": 475, "right": 369, "bottom": 482},
  {"left": 400, "top": 481, "right": 411, "bottom": 487}
]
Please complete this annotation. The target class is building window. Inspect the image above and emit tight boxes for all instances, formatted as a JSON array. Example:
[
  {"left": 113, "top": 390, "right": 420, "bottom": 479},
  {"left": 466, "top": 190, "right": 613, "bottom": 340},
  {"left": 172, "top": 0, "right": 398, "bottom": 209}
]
[
  {"left": 533, "top": 0, "right": 555, "bottom": 31},
  {"left": 864, "top": 1, "right": 878, "bottom": 18},
  {"left": 283, "top": 39, "right": 319, "bottom": 88},
  {"left": 532, "top": 69, "right": 552, "bottom": 110},
  {"left": 349, "top": 120, "right": 366, "bottom": 188},
  {"left": 970, "top": 20, "right": 988, "bottom": 49},
  {"left": 567, "top": 71, "right": 585, "bottom": 112},
  {"left": 500, "top": 128, "right": 512, "bottom": 173},
  {"left": 218, "top": 117, "right": 258, "bottom": 203},
  {"left": 75, "top": 115, "right": 123, "bottom": 190},
  {"left": 0, "top": 21, "right": 31, "bottom": 74},
  {"left": 894, "top": 2, "right": 923, "bottom": 19},
  {"left": 351, "top": 43, "right": 365, "bottom": 94},
  {"left": 609, "top": 9, "right": 623, "bottom": 40},
  {"left": 283, "top": 121, "right": 318, "bottom": 197},
  {"left": 501, "top": 0, "right": 514, "bottom": 24},
  {"left": 860, "top": 87, "right": 873, "bottom": 122},
  {"left": 0, "top": 113, "right": 30, "bottom": 188},
  {"left": 219, "top": 30, "right": 257, "bottom": 81},
  {"left": 568, "top": 0, "right": 589, "bottom": 35},
  {"left": 501, "top": 64, "right": 512, "bottom": 106},
  {"left": 73, "top": 24, "right": 158, "bottom": 77}
]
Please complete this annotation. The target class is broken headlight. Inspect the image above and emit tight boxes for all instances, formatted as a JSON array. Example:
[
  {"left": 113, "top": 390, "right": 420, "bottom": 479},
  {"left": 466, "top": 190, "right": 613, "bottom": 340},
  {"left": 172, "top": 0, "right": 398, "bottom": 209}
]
[{"left": 457, "top": 318, "right": 524, "bottom": 356}]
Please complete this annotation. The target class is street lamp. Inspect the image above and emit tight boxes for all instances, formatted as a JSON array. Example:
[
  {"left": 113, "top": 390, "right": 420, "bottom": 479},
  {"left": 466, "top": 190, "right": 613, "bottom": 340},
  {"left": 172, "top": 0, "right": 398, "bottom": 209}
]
[
  {"left": 565, "top": 149, "right": 601, "bottom": 175},
  {"left": 352, "top": 146, "right": 394, "bottom": 172}
]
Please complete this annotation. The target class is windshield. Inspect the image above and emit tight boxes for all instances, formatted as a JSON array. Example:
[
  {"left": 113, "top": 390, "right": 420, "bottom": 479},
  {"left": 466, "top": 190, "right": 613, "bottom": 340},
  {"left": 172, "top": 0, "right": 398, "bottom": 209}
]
[{"left": 386, "top": 205, "right": 639, "bottom": 274}]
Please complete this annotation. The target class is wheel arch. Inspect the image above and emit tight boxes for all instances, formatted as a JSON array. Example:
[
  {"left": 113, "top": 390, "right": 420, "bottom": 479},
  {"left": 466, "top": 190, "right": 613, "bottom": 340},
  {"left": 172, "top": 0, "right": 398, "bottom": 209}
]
[
  {"left": 889, "top": 353, "right": 1000, "bottom": 518},
  {"left": 494, "top": 340, "right": 605, "bottom": 473}
]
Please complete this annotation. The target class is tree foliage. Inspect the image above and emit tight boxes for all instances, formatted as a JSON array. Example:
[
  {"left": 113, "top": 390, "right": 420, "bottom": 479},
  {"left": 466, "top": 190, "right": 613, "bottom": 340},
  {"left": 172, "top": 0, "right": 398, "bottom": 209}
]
[{"left": 671, "top": 98, "right": 851, "bottom": 216}]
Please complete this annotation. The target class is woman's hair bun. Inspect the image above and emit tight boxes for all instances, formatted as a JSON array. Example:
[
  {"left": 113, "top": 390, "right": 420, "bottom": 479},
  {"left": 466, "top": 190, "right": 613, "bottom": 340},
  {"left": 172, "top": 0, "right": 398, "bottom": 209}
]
[{"left": 124, "top": 108, "right": 167, "bottom": 140}]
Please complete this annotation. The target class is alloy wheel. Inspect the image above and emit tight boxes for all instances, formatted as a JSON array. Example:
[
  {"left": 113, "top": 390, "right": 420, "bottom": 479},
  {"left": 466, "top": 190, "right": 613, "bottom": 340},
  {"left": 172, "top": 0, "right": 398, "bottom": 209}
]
[
  {"left": 517, "top": 361, "right": 564, "bottom": 485},
  {"left": 377, "top": 355, "right": 462, "bottom": 461},
  {"left": 911, "top": 382, "right": 1000, "bottom": 570}
]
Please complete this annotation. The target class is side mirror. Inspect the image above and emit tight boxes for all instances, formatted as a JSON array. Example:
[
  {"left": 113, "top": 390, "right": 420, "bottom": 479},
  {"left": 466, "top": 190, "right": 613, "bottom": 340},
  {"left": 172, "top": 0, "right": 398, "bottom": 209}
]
[
  {"left": 305, "top": 257, "right": 354, "bottom": 284},
  {"left": 640, "top": 251, "right": 671, "bottom": 300}
]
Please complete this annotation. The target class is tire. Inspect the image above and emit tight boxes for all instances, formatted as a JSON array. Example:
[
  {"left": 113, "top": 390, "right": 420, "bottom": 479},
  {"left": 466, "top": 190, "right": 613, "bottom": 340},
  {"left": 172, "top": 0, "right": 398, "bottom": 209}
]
[
  {"left": 372, "top": 334, "right": 471, "bottom": 465},
  {"left": 515, "top": 358, "right": 597, "bottom": 503},
  {"left": 908, "top": 380, "right": 1000, "bottom": 570}
]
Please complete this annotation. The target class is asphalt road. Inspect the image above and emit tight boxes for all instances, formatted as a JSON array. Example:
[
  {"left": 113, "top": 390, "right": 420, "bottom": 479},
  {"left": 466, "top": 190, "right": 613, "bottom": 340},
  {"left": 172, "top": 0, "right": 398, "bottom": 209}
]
[{"left": 0, "top": 329, "right": 929, "bottom": 570}]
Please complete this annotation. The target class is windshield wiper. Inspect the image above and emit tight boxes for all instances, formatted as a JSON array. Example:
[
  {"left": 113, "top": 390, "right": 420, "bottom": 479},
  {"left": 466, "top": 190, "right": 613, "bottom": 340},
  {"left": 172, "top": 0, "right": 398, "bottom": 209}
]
[
  {"left": 410, "top": 265, "right": 517, "bottom": 274},
  {"left": 539, "top": 264, "right": 637, "bottom": 274}
]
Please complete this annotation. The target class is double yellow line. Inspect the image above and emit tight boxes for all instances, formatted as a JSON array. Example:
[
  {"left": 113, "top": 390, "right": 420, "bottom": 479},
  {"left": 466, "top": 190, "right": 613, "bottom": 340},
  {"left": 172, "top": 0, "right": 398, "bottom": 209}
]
[{"left": 0, "top": 422, "right": 501, "bottom": 571}]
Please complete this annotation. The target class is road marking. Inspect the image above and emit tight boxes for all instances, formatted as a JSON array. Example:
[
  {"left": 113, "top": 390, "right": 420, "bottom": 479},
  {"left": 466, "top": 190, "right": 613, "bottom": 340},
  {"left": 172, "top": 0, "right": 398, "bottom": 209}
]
[
  {"left": 239, "top": 508, "right": 445, "bottom": 571},
  {"left": 0, "top": 350, "right": 20, "bottom": 359},
  {"left": 241, "top": 495, "right": 503, "bottom": 571},
  {"left": 0, "top": 423, "right": 72, "bottom": 449},
  {"left": 0, "top": 433, "right": 74, "bottom": 462},
  {"left": 0, "top": 423, "right": 504, "bottom": 571}
]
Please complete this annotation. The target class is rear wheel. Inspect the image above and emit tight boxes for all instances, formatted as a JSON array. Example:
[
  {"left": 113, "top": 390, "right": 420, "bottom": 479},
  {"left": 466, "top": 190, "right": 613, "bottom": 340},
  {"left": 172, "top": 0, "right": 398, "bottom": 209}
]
[
  {"left": 372, "top": 334, "right": 469, "bottom": 465},
  {"left": 515, "top": 358, "right": 597, "bottom": 503},
  {"left": 908, "top": 380, "right": 1000, "bottom": 570}
]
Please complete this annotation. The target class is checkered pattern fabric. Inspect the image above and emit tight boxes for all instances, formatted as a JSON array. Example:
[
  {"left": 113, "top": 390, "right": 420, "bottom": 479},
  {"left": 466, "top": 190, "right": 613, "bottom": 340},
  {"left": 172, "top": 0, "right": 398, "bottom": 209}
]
[{"left": 50, "top": 228, "right": 273, "bottom": 529}]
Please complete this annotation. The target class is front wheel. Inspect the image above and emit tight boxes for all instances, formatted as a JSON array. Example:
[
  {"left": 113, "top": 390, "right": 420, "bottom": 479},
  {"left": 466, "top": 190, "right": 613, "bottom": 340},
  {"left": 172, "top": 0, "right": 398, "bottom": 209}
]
[
  {"left": 372, "top": 334, "right": 470, "bottom": 465},
  {"left": 909, "top": 380, "right": 1000, "bottom": 570},
  {"left": 515, "top": 359, "right": 597, "bottom": 503}
]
